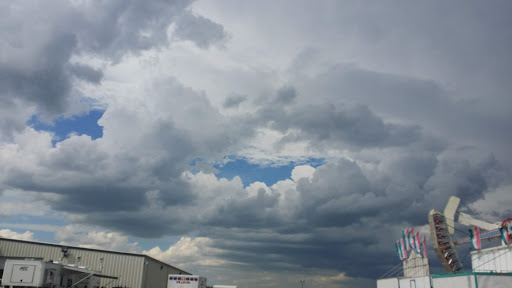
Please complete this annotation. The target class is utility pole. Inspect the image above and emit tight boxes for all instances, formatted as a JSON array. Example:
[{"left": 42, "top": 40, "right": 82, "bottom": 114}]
[{"left": 300, "top": 280, "right": 305, "bottom": 288}]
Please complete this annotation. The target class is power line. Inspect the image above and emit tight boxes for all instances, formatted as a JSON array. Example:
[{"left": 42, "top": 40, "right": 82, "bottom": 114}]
[
  {"left": 442, "top": 214, "right": 476, "bottom": 235},
  {"left": 379, "top": 262, "right": 403, "bottom": 279},
  {"left": 460, "top": 246, "right": 472, "bottom": 268}
]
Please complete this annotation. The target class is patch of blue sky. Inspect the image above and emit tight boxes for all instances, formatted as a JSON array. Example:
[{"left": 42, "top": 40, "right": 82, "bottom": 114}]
[
  {"left": 3, "top": 214, "right": 67, "bottom": 228},
  {"left": 31, "top": 231, "right": 57, "bottom": 244},
  {"left": 1, "top": 215, "right": 66, "bottom": 243},
  {"left": 28, "top": 214, "right": 67, "bottom": 225},
  {"left": 27, "top": 110, "right": 104, "bottom": 146},
  {"left": 213, "top": 157, "right": 325, "bottom": 187}
]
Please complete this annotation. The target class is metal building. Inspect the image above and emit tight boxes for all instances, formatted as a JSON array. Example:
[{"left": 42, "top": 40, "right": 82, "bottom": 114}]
[{"left": 0, "top": 237, "right": 190, "bottom": 288}]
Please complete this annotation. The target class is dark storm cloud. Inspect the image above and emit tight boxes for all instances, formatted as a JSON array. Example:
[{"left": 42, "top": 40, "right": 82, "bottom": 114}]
[
  {"left": 223, "top": 93, "right": 248, "bottom": 109},
  {"left": 202, "top": 188, "right": 282, "bottom": 228},
  {"left": 47, "top": 120, "right": 196, "bottom": 207},
  {"left": 0, "top": 76, "right": 243, "bottom": 235},
  {"left": 52, "top": 186, "right": 148, "bottom": 213},
  {"left": 69, "top": 64, "right": 104, "bottom": 84},
  {"left": 294, "top": 160, "right": 375, "bottom": 225},
  {"left": 0, "top": 98, "right": 33, "bottom": 139},
  {"left": 292, "top": 157, "right": 428, "bottom": 226},
  {"left": 241, "top": 71, "right": 433, "bottom": 152},
  {"left": 0, "top": 0, "right": 227, "bottom": 129},
  {"left": 215, "top": 64, "right": 512, "bottom": 278},
  {"left": 4, "top": 164, "right": 150, "bottom": 213},
  {"left": 173, "top": 11, "right": 229, "bottom": 49},
  {"left": 75, "top": 0, "right": 193, "bottom": 57},
  {"left": 10, "top": 61, "right": 500, "bottom": 275},
  {"left": 5, "top": 151, "right": 151, "bottom": 213},
  {"left": 296, "top": 63, "right": 512, "bottom": 166},
  {"left": 0, "top": 0, "right": 234, "bottom": 234},
  {"left": 202, "top": 223, "right": 402, "bottom": 278},
  {"left": 424, "top": 152, "right": 507, "bottom": 210},
  {"left": 273, "top": 86, "right": 296, "bottom": 105},
  {"left": 255, "top": 97, "right": 421, "bottom": 149},
  {"left": 86, "top": 212, "right": 193, "bottom": 238},
  {"left": 195, "top": 152, "right": 509, "bottom": 279},
  {"left": 0, "top": 33, "right": 77, "bottom": 116}
]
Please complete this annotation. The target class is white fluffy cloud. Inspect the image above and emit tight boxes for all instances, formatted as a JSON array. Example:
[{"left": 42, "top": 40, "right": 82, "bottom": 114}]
[
  {"left": 55, "top": 226, "right": 140, "bottom": 253},
  {"left": 143, "top": 236, "right": 229, "bottom": 269},
  {"left": 470, "top": 185, "right": 512, "bottom": 222},
  {"left": 0, "top": 229, "right": 34, "bottom": 241}
]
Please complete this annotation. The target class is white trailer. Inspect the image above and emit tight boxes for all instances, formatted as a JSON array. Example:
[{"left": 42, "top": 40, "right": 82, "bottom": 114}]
[
  {"left": 1, "top": 260, "right": 47, "bottom": 287},
  {"left": 168, "top": 275, "right": 206, "bottom": 288},
  {"left": 432, "top": 272, "right": 512, "bottom": 288},
  {"left": 471, "top": 245, "right": 512, "bottom": 273},
  {"left": 1, "top": 259, "right": 117, "bottom": 288},
  {"left": 399, "top": 276, "right": 430, "bottom": 288},
  {"left": 377, "top": 276, "right": 430, "bottom": 288},
  {"left": 377, "top": 277, "right": 399, "bottom": 288}
]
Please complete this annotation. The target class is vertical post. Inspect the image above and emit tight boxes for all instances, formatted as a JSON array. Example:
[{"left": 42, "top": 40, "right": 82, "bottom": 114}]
[{"left": 300, "top": 280, "right": 305, "bottom": 288}]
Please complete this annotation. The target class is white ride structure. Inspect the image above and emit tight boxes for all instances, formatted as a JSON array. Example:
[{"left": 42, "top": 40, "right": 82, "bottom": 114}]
[
  {"left": 429, "top": 196, "right": 512, "bottom": 274},
  {"left": 378, "top": 196, "right": 512, "bottom": 288}
]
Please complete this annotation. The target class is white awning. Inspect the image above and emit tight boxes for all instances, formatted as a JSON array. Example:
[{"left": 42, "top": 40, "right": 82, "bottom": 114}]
[{"left": 61, "top": 265, "right": 118, "bottom": 280}]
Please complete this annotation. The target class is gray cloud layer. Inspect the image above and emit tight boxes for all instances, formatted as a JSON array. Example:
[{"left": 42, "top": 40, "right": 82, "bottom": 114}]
[
  {"left": 174, "top": 11, "right": 229, "bottom": 48},
  {"left": 0, "top": 0, "right": 225, "bottom": 135},
  {"left": 3, "top": 69, "right": 509, "bottom": 280}
]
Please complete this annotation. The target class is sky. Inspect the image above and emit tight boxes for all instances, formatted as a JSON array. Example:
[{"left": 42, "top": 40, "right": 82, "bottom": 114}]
[{"left": 0, "top": 1, "right": 511, "bottom": 287}]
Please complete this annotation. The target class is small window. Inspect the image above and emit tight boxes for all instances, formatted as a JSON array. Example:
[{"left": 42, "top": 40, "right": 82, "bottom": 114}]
[{"left": 410, "top": 279, "right": 416, "bottom": 288}]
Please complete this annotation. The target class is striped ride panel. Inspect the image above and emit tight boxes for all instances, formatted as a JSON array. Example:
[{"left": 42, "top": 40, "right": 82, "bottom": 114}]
[{"left": 455, "top": 229, "right": 501, "bottom": 245}]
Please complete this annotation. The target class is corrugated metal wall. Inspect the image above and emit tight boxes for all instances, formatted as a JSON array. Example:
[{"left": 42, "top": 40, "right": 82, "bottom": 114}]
[
  {"left": 72, "top": 249, "right": 145, "bottom": 288},
  {"left": 0, "top": 238, "right": 158, "bottom": 288},
  {"left": 143, "top": 256, "right": 189, "bottom": 288}
]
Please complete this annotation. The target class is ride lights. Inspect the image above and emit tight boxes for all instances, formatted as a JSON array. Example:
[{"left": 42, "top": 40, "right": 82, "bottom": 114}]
[
  {"left": 447, "top": 258, "right": 458, "bottom": 265},
  {"left": 429, "top": 209, "right": 464, "bottom": 273},
  {"left": 441, "top": 247, "right": 454, "bottom": 254},
  {"left": 433, "top": 215, "right": 445, "bottom": 223},
  {"left": 452, "top": 265, "right": 462, "bottom": 273}
]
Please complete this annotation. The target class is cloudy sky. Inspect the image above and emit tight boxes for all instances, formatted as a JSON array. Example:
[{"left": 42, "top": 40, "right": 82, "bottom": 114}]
[{"left": 1, "top": 1, "right": 511, "bottom": 287}]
